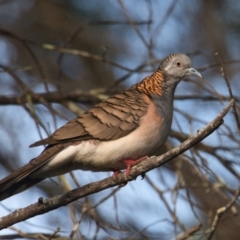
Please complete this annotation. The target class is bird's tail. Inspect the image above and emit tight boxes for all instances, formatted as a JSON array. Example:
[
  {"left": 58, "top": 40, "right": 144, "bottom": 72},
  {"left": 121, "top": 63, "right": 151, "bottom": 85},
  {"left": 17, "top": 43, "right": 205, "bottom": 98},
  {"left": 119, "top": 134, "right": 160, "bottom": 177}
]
[
  {"left": 0, "top": 163, "right": 44, "bottom": 201},
  {"left": 0, "top": 143, "right": 68, "bottom": 201},
  {"left": 0, "top": 175, "right": 43, "bottom": 201}
]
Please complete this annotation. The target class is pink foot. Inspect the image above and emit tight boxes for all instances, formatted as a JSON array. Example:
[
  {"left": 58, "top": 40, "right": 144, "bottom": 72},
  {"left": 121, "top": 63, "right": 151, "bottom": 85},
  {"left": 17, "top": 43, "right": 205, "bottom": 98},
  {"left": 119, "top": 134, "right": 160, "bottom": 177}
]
[
  {"left": 112, "top": 169, "right": 128, "bottom": 187},
  {"left": 112, "top": 169, "right": 121, "bottom": 179},
  {"left": 121, "top": 156, "right": 148, "bottom": 175}
]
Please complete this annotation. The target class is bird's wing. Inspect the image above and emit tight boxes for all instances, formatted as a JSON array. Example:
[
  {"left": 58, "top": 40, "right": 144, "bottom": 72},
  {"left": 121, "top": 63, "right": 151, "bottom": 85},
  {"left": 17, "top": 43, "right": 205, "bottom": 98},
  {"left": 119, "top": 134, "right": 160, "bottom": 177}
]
[
  {"left": 30, "top": 89, "right": 149, "bottom": 147},
  {"left": 0, "top": 89, "right": 150, "bottom": 200}
]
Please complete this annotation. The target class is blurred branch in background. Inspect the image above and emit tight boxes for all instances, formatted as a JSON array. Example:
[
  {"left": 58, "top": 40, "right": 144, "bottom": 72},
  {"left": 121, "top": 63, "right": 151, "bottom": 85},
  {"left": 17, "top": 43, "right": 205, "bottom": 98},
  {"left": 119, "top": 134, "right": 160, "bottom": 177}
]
[{"left": 0, "top": 0, "right": 240, "bottom": 239}]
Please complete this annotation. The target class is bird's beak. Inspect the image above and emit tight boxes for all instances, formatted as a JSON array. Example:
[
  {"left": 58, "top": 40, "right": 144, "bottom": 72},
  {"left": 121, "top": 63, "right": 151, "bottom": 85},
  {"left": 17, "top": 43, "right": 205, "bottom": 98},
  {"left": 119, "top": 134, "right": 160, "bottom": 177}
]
[{"left": 186, "top": 67, "right": 202, "bottom": 78}]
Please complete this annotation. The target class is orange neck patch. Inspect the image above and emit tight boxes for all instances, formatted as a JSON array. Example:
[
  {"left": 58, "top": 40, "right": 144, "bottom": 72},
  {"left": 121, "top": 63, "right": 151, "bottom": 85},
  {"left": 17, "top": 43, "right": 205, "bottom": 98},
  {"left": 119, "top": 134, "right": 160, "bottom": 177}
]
[{"left": 132, "top": 70, "right": 165, "bottom": 96}]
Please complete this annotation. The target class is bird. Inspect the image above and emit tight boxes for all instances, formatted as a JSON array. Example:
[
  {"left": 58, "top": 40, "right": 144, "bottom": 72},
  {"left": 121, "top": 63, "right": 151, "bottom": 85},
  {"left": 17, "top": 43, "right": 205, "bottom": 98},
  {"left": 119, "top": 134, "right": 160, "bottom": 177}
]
[{"left": 0, "top": 53, "right": 201, "bottom": 201}]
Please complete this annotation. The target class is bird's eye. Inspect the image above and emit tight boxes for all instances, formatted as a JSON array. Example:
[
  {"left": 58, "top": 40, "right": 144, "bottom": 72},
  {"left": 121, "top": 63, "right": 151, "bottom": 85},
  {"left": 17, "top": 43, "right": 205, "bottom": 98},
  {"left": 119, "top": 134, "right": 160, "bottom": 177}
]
[{"left": 176, "top": 61, "right": 181, "bottom": 67}]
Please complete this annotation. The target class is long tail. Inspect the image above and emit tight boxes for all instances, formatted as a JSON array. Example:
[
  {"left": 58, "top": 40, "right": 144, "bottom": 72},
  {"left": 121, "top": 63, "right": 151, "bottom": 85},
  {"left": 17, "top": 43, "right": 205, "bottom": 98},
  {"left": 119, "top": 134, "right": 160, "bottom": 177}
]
[
  {"left": 0, "top": 144, "right": 66, "bottom": 201},
  {"left": 0, "top": 172, "right": 43, "bottom": 201}
]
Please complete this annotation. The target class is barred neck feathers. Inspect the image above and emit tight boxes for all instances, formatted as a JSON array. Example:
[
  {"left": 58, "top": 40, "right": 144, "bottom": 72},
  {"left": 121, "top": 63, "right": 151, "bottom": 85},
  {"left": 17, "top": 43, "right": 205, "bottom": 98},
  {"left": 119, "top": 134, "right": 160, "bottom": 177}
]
[
  {"left": 131, "top": 69, "right": 177, "bottom": 119},
  {"left": 133, "top": 70, "right": 165, "bottom": 96},
  {"left": 132, "top": 69, "right": 178, "bottom": 100}
]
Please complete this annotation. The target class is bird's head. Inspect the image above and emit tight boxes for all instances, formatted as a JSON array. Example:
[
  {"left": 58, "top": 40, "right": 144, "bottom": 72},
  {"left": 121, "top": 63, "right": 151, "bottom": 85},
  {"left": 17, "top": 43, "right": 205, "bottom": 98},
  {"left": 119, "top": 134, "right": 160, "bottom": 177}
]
[{"left": 159, "top": 53, "right": 202, "bottom": 80}]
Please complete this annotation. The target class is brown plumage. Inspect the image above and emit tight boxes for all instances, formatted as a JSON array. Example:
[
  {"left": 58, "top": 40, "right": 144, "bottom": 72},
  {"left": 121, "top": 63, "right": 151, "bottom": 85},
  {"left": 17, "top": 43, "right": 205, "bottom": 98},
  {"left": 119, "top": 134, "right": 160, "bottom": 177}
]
[
  {"left": 0, "top": 53, "right": 202, "bottom": 201},
  {"left": 30, "top": 71, "right": 165, "bottom": 147}
]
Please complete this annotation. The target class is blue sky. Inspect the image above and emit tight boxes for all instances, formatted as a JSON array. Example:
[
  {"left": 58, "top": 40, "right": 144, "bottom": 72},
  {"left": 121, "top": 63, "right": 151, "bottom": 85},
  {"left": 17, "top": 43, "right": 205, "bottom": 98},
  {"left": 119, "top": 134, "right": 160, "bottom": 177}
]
[{"left": 0, "top": 1, "right": 240, "bottom": 239}]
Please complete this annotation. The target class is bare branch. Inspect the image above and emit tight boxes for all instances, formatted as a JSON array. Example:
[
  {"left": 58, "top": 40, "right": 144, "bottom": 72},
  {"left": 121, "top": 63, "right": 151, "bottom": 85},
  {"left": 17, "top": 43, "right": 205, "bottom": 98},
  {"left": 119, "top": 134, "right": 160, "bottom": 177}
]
[
  {"left": 215, "top": 52, "right": 240, "bottom": 131},
  {"left": 174, "top": 224, "right": 202, "bottom": 240},
  {"left": 206, "top": 186, "right": 240, "bottom": 240},
  {"left": 0, "top": 90, "right": 239, "bottom": 107}
]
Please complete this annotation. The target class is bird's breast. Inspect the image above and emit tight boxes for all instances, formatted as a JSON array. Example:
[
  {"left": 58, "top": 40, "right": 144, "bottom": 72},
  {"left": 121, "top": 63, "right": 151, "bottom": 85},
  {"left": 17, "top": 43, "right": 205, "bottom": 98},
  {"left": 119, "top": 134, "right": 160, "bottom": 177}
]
[
  {"left": 73, "top": 97, "right": 173, "bottom": 171},
  {"left": 33, "top": 96, "right": 173, "bottom": 176}
]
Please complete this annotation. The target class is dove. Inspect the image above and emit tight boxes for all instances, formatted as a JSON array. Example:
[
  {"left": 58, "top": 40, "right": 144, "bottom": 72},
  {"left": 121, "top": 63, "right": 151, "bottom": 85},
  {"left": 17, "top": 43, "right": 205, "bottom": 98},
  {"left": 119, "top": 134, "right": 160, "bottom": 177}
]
[{"left": 0, "top": 53, "right": 201, "bottom": 201}]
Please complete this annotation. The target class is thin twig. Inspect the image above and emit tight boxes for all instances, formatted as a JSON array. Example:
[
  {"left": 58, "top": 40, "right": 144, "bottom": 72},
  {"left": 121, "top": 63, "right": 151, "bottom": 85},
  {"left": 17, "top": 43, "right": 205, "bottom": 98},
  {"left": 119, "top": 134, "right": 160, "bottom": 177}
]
[
  {"left": 215, "top": 52, "right": 240, "bottom": 132},
  {"left": 174, "top": 224, "right": 202, "bottom": 240},
  {"left": 206, "top": 186, "right": 240, "bottom": 240}
]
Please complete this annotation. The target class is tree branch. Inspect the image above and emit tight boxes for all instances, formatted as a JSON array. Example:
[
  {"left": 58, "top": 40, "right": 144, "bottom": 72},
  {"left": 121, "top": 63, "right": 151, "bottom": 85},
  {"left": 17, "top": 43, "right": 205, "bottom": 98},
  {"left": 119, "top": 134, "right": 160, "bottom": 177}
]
[
  {"left": 206, "top": 185, "right": 240, "bottom": 240},
  {"left": 0, "top": 90, "right": 238, "bottom": 106},
  {"left": 0, "top": 100, "right": 234, "bottom": 230},
  {"left": 174, "top": 224, "right": 202, "bottom": 240}
]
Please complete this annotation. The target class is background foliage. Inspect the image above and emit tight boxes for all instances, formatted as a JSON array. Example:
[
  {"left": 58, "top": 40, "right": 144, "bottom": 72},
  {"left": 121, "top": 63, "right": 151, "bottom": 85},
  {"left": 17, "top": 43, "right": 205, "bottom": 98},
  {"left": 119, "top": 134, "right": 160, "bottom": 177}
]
[{"left": 0, "top": 0, "right": 240, "bottom": 239}]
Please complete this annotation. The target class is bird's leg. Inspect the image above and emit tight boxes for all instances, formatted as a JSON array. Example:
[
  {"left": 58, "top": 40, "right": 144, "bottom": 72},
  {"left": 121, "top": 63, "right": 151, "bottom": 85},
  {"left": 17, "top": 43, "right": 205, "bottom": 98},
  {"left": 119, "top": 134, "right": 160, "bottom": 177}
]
[
  {"left": 111, "top": 169, "right": 128, "bottom": 187},
  {"left": 112, "top": 169, "right": 121, "bottom": 179},
  {"left": 111, "top": 156, "right": 147, "bottom": 179},
  {"left": 121, "top": 156, "right": 148, "bottom": 175}
]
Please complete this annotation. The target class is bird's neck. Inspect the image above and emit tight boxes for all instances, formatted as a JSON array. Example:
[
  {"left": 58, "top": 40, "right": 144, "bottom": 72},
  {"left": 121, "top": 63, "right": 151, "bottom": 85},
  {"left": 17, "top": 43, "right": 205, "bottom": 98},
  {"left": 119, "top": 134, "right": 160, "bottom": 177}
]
[
  {"left": 134, "top": 70, "right": 179, "bottom": 118},
  {"left": 133, "top": 70, "right": 165, "bottom": 96}
]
